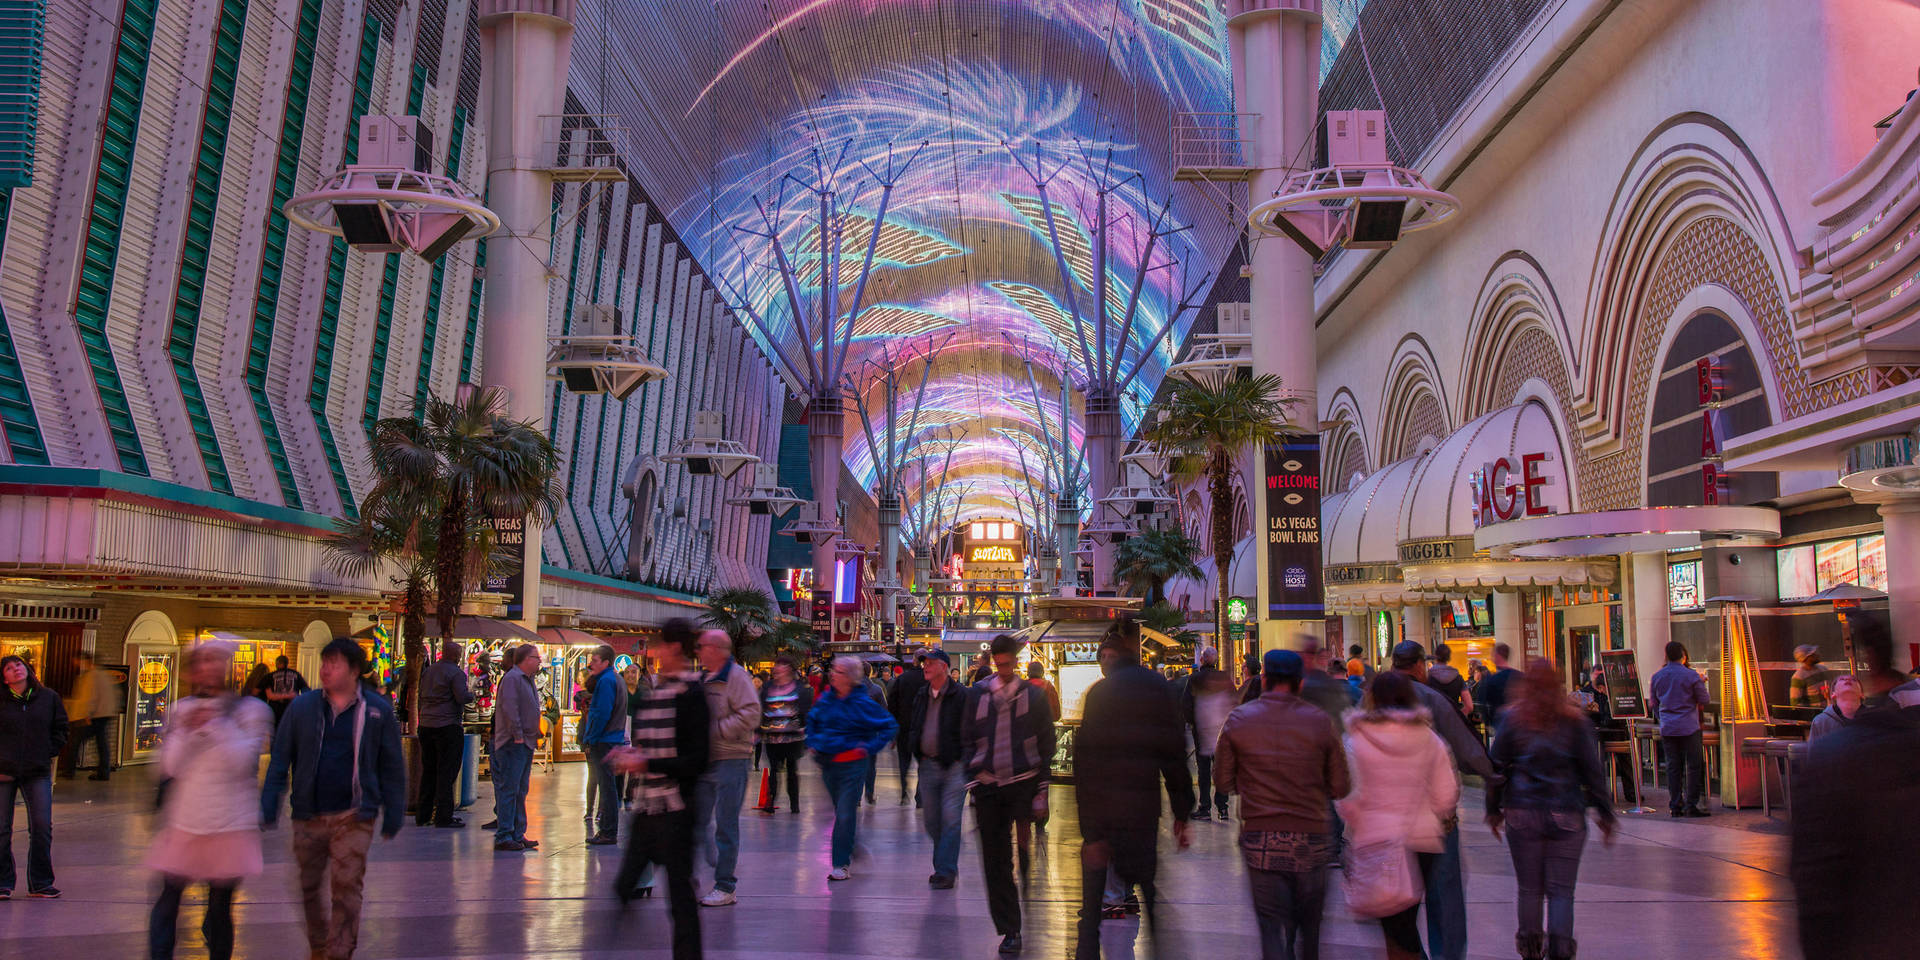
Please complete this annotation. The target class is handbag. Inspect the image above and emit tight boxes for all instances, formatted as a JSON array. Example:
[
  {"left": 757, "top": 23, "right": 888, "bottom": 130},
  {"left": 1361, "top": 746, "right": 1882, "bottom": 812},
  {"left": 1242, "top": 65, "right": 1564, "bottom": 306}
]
[{"left": 1341, "top": 727, "right": 1433, "bottom": 918}]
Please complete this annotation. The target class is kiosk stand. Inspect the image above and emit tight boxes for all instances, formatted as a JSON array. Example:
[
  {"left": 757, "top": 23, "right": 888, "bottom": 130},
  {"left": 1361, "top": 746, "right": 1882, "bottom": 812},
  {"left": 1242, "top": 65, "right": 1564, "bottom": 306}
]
[{"left": 1598, "top": 648, "right": 1654, "bottom": 815}]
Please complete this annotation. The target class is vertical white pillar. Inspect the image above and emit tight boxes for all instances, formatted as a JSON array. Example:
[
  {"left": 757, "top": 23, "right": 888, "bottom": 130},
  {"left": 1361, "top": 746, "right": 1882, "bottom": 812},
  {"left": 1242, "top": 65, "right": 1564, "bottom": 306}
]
[
  {"left": 1879, "top": 501, "right": 1920, "bottom": 674},
  {"left": 1494, "top": 590, "right": 1524, "bottom": 668},
  {"left": 479, "top": 1, "right": 574, "bottom": 628},
  {"left": 1086, "top": 395, "right": 1120, "bottom": 594},
  {"left": 1231, "top": 0, "right": 1324, "bottom": 646},
  {"left": 809, "top": 396, "right": 844, "bottom": 612},
  {"left": 1630, "top": 551, "right": 1671, "bottom": 692},
  {"left": 1401, "top": 604, "right": 1431, "bottom": 649}
]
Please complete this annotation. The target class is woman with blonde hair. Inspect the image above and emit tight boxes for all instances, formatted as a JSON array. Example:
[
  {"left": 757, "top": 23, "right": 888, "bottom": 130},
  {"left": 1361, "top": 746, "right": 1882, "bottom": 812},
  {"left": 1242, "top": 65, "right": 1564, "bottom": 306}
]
[
  {"left": 146, "top": 641, "right": 273, "bottom": 959},
  {"left": 1485, "top": 660, "right": 1616, "bottom": 960}
]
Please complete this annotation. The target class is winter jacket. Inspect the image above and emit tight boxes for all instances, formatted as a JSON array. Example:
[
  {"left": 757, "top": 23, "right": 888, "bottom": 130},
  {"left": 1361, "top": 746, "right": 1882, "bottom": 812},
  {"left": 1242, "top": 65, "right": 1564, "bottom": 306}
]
[
  {"left": 1182, "top": 665, "right": 1235, "bottom": 756},
  {"left": 805, "top": 684, "right": 898, "bottom": 758},
  {"left": 960, "top": 675, "right": 1057, "bottom": 786},
  {"left": 494, "top": 668, "right": 542, "bottom": 750},
  {"left": 1477, "top": 667, "right": 1520, "bottom": 728},
  {"left": 1214, "top": 690, "right": 1350, "bottom": 834},
  {"left": 1074, "top": 663, "right": 1194, "bottom": 838},
  {"left": 907, "top": 677, "right": 968, "bottom": 765},
  {"left": 67, "top": 666, "right": 121, "bottom": 721},
  {"left": 1807, "top": 701, "right": 1852, "bottom": 743},
  {"left": 1485, "top": 713, "right": 1615, "bottom": 824},
  {"left": 261, "top": 688, "right": 408, "bottom": 837},
  {"left": 1792, "top": 701, "right": 1920, "bottom": 960},
  {"left": 0, "top": 682, "right": 70, "bottom": 780},
  {"left": 1425, "top": 664, "right": 1470, "bottom": 716},
  {"left": 1336, "top": 707, "right": 1460, "bottom": 854},
  {"left": 1402, "top": 670, "right": 1497, "bottom": 782},
  {"left": 700, "top": 659, "right": 762, "bottom": 761},
  {"left": 159, "top": 694, "right": 273, "bottom": 835},
  {"left": 416, "top": 658, "right": 473, "bottom": 728},
  {"left": 581, "top": 666, "right": 629, "bottom": 746}
]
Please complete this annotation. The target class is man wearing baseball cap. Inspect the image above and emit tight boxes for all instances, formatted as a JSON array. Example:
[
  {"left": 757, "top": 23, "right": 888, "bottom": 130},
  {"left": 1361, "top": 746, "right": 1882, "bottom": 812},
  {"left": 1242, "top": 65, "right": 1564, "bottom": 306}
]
[
  {"left": 1390, "top": 640, "right": 1496, "bottom": 960},
  {"left": 905, "top": 650, "right": 970, "bottom": 889},
  {"left": 1214, "top": 649, "right": 1351, "bottom": 959}
]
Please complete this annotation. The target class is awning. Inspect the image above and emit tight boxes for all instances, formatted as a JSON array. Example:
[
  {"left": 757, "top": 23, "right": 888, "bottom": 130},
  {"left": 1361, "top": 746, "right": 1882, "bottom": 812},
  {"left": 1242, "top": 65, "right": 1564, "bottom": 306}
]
[
  {"left": 1014, "top": 620, "right": 1173, "bottom": 648},
  {"left": 452, "top": 617, "right": 545, "bottom": 643},
  {"left": 1400, "top": 558, "right": 1616, "bottom": 592},
  {"left": 537, "top": 626, "right": 604, "bottom": 646},
  {"left": 1325, "top": 582, "right": 1436, "bottom": 615},
  {"left": 1475, "top": 505, "right": 1781, "bottom": 558},
  {"left": 856, "top": 651, "right": 899, "bottom": 664}
]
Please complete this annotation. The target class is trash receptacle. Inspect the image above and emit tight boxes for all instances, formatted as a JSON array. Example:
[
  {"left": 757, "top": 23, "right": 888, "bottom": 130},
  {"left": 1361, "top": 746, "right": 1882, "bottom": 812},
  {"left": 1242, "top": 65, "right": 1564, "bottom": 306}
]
[{"left": 460, "top": 733, "right": 479, "bottom": 809}]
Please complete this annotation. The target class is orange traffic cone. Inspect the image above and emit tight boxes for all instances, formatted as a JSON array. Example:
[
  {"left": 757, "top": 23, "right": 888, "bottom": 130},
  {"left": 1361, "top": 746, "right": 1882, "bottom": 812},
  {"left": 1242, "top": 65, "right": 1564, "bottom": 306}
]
[{"left": 754, "top": 767, "right": 773, "bottom": 813}]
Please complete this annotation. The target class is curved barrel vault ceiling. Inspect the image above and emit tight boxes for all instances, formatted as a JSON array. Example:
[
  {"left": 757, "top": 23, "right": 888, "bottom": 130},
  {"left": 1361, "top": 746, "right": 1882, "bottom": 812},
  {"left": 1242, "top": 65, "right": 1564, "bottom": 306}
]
[{"left": 572, "top": 0, "right": 1369, "bottom": 529}]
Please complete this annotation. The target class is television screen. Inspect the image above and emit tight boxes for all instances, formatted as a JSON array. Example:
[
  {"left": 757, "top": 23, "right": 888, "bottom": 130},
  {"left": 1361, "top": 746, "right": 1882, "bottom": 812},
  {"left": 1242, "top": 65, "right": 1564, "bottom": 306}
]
[
  {"left": 1450, "top": 599, "right": 1472, "bottom": 629},
  {"left": 1777, "top": 545, "right": 1816, "bottom": 601},
  {"left": 1469, "top": 597, "right": 1491, "bottom": 629}
]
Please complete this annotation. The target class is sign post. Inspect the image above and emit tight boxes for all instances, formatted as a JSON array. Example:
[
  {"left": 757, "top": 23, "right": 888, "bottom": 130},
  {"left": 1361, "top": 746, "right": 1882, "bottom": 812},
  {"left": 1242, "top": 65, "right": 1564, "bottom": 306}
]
[
  {"left": 1226, "top": 596, "right": 1250, "bottom": 679},
  {"left": 1598, "top": 648, "right": 1654, "bottom": 814}
]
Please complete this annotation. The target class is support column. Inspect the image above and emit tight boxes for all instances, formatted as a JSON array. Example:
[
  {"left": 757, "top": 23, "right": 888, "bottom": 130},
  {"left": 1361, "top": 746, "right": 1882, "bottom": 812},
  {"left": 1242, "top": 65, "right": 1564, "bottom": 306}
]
[
  {"left": 1340, "top": 614, "right": 1363, "bottom": 660},
  {"left": 1879, "top": 501, "right": 1920, "bottom": 674},
  {"left": 1401, "top": 604, "right": 1431, "bottom": 650},
  {"left": 1493, "top": 590, "right": 1524, "bottom": 668},
  {"left": 809, "top": 396, "right": 845, "bottom": 607},
  {"left": 878, "top": 496, "right": 901, "bottom": 624},
  {"left": 1630, "top": 551, "right": 1671, "bottom": 692},
  {"left": 1056, "top": 495, "right": 1081, "bottom": 594},
  {"left": 479, "top": 1, "right": 574, "bottom": 628},
  {"left": 1232, "top": 1, "right": 1325, "bottom": 647},
  {"left": 1086, "top": 390, "right": 1121, "bottom": 594}
]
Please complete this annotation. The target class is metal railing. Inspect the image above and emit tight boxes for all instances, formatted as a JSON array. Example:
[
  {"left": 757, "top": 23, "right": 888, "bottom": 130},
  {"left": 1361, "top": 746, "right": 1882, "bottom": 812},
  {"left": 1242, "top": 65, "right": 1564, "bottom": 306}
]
[
  {"left": 1172, "top": 111, "right": 1258, "bottom": 176},
  {"left": 538, "top": 114, "right": 632, "bottom": 183}
]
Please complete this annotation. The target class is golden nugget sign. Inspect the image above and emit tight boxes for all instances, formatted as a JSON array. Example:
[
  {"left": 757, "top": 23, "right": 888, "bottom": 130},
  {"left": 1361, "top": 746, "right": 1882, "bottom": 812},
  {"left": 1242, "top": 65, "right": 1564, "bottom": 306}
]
[{"left": 968, "top": 544, "right": 1023, "bottom": 564}]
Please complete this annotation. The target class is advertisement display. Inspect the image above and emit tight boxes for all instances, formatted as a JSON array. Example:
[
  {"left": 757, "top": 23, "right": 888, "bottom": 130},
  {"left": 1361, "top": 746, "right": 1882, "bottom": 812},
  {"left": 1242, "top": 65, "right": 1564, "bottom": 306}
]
[
  {"left": 130, "top": 648, "right": 175, "bottom": 758},
  {"left": 1264, "top": 437, "right": 1323, "bottom": 620},
  {"left": 484, "top": 513, "right": 528, "bottom": 618},
  {"left": 812, "top": 595, "right": 833, "bottom": 647},
  {"left": 1599, "top": 648, "right": 1646, "bottom": 719}
]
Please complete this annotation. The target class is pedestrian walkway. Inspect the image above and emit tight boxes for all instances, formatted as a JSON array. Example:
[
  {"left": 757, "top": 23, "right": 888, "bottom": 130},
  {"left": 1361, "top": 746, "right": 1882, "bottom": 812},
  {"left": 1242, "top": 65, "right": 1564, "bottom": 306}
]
[{"left": 0, "top": 764, "right": 1797, "bottom": 958}]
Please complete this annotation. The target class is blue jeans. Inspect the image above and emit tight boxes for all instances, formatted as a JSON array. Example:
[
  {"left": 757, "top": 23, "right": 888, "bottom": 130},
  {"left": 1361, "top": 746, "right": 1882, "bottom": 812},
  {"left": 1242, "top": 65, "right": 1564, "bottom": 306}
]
[
  {"left": 491, "top": 742, "right": 533, "bottom": 843},
  {"left": 1506, "top": 808, "right": 1588, "bottom": 941},
  {"left": 820, "top": 756, "right": 868, "bottom": 868},
  {"left": 917, "top": 758, "right": 968, "bottom": 878},
  {"left": 695, "top": 757, "right": 750, "bottom": 892},
  {"left": 1420, "top": 825, "right": 1467, "bottom": 960},
  {"left": 585, "top": 743, "right": 621, "bottom": 839},
  {"left": 0, "top": 775, "right": 54, "bottom": 892}
]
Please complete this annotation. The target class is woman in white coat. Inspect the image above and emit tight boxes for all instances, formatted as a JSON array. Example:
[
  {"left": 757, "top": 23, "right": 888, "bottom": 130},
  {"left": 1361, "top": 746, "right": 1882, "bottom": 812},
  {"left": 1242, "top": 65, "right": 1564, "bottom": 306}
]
[
  {"left": 1337, "top": 671, "right": 1461, "bottom": 960},
  {"left": 146, "top": 641, "right": 273, "bottom": 960}
]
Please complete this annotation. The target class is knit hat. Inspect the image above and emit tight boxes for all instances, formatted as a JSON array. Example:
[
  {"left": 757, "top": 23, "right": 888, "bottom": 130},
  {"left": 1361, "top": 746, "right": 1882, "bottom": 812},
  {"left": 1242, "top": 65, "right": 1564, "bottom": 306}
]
[
  {"left": 1391, "top": 640, "right": 1426, "bottom": 670},
  {"left": 1263, "top": 649, "right": 1304, "bottom": 680}
]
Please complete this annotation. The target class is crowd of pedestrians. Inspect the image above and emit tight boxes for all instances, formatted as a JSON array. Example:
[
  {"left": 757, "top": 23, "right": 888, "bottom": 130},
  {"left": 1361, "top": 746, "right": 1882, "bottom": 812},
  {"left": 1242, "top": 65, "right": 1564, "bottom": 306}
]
[{"left": 6, "top": 612, "right": 1919, "bottom": 960}]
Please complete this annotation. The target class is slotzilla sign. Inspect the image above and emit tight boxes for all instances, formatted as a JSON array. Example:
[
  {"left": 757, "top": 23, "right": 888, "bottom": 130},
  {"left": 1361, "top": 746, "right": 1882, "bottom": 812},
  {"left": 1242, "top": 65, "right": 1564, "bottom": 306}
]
[
  {"left": 968, "top": 544, "right": 1023, "bottom": 564},
  {"left": 1264, "top": 437, "right": 1323, "bottom": 620}
]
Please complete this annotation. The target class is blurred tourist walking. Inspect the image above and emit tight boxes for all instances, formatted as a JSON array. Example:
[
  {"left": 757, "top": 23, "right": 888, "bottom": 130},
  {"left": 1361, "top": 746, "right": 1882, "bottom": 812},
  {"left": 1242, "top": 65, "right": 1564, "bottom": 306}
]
[
  {"left": 261, "top": 637, "right": 406, "bottom": 960},
  {"left": 1485, "top": 661, "right": 1616, "bottom": 960},
  {"left": 1184, "top": 646, "right": 1235, "bottom": 821},
  {"left": 757, "top": 655, "right": 812, "bottom": 813},
  {"left": 415, "top": 640, "right": 474, "bottom": 828},
  {"left": 1338, "top": 671, "right": 1460, "bottom": 960},
  {"left": 887, "top": 653, "right": 927, "bottom": 805},
  {"left": 693, "top": 630, "right": 760, "bottom": 907},
  {"left": 67, "top": 649, "right": 120, "bottom": 781},
  {"left": 147, "top": 640, "right": 273, "bottom": 959},
  {"left": 806, "top": 655, "right": 897, "bottom": 881},
  {"left": 608, "top": 619, "right": 710, "bottom": 959},
  {"left": 0, "top": 653, "right": 68, "bottom": 900},
  {"left": 962, "top": 634, "right": 1058, "bottom": 955},
  {"left": 491, "top": 644, "right": 543, "bottom": 851},
  {"left": 1388, "top": 641, "right": 1494, "bottom": 960}
]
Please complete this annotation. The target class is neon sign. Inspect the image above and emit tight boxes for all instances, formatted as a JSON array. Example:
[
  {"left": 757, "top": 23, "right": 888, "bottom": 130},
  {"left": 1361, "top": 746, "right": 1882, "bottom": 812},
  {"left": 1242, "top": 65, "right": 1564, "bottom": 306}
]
[
  {"left": 969, "top": 545, "right": 1022, "bottom": 564},
  {"left": 1469, "top": 452, "right": 1556, "bottom": 527}
]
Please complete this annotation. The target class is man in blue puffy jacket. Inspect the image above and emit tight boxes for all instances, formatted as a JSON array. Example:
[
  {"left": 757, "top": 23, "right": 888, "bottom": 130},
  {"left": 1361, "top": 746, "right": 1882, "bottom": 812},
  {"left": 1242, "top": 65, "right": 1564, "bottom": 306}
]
[{"left": 806, "top": 655, "right": 897, "bottom": 881}]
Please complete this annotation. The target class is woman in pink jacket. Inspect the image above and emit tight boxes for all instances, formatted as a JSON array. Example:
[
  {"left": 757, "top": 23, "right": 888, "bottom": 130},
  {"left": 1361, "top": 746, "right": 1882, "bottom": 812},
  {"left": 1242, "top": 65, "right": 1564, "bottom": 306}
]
[{"left": 1336, "top": 671, "right": 1460, "bottom": 960}]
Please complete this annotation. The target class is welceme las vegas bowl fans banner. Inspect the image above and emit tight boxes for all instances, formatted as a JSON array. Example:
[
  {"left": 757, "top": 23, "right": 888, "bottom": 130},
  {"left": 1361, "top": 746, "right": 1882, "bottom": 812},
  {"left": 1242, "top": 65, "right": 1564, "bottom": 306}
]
[{"left": 1265, "top": 436, "right": 1322, "bottom": 620}]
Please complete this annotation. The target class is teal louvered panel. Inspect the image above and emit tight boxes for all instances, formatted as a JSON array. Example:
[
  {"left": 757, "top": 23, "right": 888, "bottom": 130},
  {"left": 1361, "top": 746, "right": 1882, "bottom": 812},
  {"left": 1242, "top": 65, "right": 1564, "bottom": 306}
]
[
  {"left": 166, "top": 0, "right": 248, "bottom": 493},
  {"left": 242, "top": 0, "right": 322, "bottom": 508},
  {"left": 0, "top": 190, "right": 47, "bottom": 462},
  {"left": 308, "top": 15, "right": 381, "bottom": 516},
  {"left": 0, "top": 1, "right": 44, "bottom": 189},
  {"left": 72, "top": 0, "right": 161, "bottom": 475}
]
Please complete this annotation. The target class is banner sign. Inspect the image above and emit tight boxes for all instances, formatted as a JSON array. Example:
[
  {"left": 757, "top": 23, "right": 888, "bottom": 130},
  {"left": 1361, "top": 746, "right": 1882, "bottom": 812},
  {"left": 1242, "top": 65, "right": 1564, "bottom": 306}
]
[
  {"left": 1599, "top": 648, "right": 1646, "bottom": 720},
  {"left": 811, "top": 595, "right": 833, "bottom": 647},
  {"left": 483, "top": 514, "right": 527, "bottom": 619},
  {"left": 1265, "top": 437, "right": 1323, "bottom": 620}
]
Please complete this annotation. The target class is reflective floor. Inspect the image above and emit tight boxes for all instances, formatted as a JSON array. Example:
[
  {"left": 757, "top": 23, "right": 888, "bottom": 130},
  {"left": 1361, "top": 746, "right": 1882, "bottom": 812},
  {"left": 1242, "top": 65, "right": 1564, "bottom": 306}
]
[{"left": 0, "top": 760, "right": 1798, "bottom": 958}]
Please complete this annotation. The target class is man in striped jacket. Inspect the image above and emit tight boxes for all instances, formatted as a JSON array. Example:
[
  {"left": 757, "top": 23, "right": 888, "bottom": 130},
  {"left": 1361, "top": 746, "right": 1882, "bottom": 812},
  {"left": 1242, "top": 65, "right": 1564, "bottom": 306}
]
[{"left": 962, "top": 633, "right": 1058, "bottom": 957}]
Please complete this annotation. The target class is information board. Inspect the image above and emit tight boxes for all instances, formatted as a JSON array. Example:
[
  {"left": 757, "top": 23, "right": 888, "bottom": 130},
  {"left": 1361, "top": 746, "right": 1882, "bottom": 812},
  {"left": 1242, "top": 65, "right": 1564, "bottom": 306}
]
[{"left": 1599, "top": 648, "right": 1646, "bottom": 719}]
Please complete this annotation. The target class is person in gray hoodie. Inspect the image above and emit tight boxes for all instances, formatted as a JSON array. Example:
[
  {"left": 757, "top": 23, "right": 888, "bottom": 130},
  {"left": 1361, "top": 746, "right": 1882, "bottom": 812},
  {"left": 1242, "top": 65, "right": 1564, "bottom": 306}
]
[
  {"left": 491, "top": 644, "right": 543, "bottom": 851},
  {"left": 692, "top": 630, "right": 760, "bottom": 907},
  {"left": 415, "top": 640, "right": 474, "bottom": 828}
]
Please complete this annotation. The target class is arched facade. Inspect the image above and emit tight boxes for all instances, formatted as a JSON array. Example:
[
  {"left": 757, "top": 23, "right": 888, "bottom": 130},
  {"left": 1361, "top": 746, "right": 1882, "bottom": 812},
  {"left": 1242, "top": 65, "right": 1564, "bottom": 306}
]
[{"left": 1376, "top": 338, "right": 1449, "bottom": 462}]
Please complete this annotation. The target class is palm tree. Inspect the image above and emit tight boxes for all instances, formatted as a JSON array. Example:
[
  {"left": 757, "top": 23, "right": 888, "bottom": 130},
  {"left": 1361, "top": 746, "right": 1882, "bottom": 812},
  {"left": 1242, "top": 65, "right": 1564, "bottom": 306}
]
[
  {"left": 367, "top": 386, "right": 563, "bottom": 652},
  {"left": 1138, "top": 601, "right": 1202, "bottom": 654},
  {"left": 704, "top": 587, "right": 777, "bottom": 655},
  {"left": 1142, "top": 373, "right": 1298, "bottom": 646},
  {"left": 1112, "top": 527, "right": 1203, "bottom": 605},
  {"left": 322, "top": 495, "right": 432, "bottom": 673},
  {"left": 742, "top": 618, "right": 818, "bottom": 663}
]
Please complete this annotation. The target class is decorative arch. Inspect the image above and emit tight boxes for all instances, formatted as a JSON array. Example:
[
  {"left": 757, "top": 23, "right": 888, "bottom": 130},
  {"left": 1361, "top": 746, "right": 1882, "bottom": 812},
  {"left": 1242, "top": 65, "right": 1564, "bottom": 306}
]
[
  {"left": 1638, "top": 292, "right": 1781, "bottom": 507},
  {"left": 1574, "top": 115, "right": 1808, "bottom": 458},
  {"left": 1182, "top": 490, "right": 1205, "bottom": 543},
  {"left": 1323, "top": 387, "right": 1370, "bottom": 494},
  {"left": 125, "top": 610, "right": 178, "bottom": 646},
  {"left": 1377, "top": 337, "right": 1449, "bottom": 462},
  {"left": 1459, "top": 252, "right": 1578, "bottom": 421},
  {"left": 1229, "top": 472, "right": 1250, "bottom": 543}
]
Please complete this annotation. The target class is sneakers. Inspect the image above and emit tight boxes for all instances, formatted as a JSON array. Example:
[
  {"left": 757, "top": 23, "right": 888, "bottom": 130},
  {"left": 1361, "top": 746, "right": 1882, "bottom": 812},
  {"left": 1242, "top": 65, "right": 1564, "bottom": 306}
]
[
  {"left": 700, "top": 889, "right": 736, "bottom": 907},
  {"left": 520, "top": 838, "right": 540, "bottom": 848},
  {"left": 1101, "top": 904, "right": 1126, "bottom": 920},
  {"left": 0, "top": 889, "right": 9, "bottom": 901},
  {"left": 494, "top": 839, "right": 526, "bottom": 851},
  {"left": 998, "top": 933, "right": 1023, "bottom": 955},
  {"left": 929, "top": 874, "right": 956, "bottom": 889},
  {"left": 1190, "top": 809, "right": 1212, "bottom": 822},
  {"left": 828, "top": 867, "right": 851, "bottom": 882},
  {"left": 27, "top": 887, "right": 59, "bottom": 899}
]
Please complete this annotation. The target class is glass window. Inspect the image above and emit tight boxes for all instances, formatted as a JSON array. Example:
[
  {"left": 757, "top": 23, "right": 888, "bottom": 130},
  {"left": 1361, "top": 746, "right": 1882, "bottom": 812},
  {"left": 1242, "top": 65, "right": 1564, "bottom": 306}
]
[
  {"left": 971, "top": 522, "right": 985, "bottom": 540},
  {"left": 1668, "top": 560, "right": 1702, "bottom": 610},
  {"left": 1858, "top": 534, "right": 1888, "bottom": 593},
  {"left": 1777, "top": 544, "right": 1817, "bottom": 601},
  {"left": 1815, "top": 538, "right": 1860, "bottom": 594}
]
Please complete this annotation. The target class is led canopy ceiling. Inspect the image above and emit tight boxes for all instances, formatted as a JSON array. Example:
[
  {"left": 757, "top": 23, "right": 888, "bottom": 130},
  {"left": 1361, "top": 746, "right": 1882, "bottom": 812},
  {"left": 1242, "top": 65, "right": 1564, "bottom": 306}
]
[{"left": 573, "top": 0, "right": 1245, "bottom": 527}]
